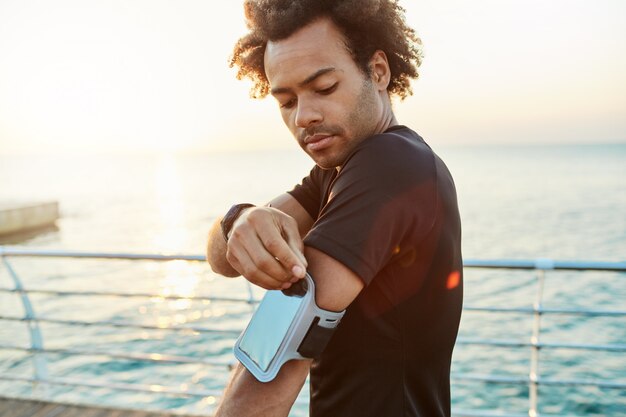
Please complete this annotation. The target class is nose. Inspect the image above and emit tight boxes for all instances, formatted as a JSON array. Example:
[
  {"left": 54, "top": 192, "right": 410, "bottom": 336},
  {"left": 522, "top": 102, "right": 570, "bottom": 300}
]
[{"left": 294, "top": 98, "right": 322, "bottom": 128}]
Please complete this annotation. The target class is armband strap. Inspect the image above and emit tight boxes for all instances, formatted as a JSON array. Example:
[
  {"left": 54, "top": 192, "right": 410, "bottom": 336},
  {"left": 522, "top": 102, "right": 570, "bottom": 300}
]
[{"left": 297, "top": 317, "right": 337, "bottom": 358}]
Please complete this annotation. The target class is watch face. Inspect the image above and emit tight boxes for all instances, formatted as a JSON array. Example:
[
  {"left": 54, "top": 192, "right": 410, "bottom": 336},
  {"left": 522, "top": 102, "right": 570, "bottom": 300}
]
[
  {"left": 238, "top": 288, "right": 306, "bottom": 372},
  {"left": 222, "top": 203, "right": 255, "bottom": 240}
]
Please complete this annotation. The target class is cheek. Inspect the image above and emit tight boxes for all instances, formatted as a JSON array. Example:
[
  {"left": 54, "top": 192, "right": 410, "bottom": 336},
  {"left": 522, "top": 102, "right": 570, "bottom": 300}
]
[{"left": 280, "top": 109, "right": 294, "bottom": 129}]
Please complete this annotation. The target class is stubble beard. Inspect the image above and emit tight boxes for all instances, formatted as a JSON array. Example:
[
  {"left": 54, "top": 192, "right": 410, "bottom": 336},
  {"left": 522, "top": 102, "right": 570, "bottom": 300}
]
[{"left": 306, "top": 78, "right": 379, "bottom": 170}]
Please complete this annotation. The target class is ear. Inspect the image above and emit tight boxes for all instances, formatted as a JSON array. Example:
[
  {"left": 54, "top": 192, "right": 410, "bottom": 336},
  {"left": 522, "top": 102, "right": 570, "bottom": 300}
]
[{"left": 369, "top": 50, "right": 391, "bottom": 91}]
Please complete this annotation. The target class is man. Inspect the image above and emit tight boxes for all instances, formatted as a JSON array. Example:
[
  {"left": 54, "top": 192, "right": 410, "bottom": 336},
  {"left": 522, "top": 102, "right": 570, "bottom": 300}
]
[{"left": 206, "top": 1, "right": 463, "bottom": 416}]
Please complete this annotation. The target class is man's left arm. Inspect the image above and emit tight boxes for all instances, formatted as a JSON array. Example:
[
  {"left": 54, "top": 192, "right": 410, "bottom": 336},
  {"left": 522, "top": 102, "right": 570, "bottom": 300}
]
[{"left": 213, "top": 246, "right": 363, "bottom": 417}]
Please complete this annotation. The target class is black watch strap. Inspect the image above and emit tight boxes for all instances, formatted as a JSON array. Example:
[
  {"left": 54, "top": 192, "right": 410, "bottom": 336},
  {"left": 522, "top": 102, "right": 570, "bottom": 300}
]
[{"left": 220, "top": 203, "right": 255, "bottom": 241}]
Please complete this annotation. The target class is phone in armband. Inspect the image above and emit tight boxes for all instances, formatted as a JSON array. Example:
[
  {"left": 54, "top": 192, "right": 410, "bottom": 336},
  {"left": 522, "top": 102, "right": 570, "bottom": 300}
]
[{"left": 234, "top": 272, "right": 345, "bottom": 382}]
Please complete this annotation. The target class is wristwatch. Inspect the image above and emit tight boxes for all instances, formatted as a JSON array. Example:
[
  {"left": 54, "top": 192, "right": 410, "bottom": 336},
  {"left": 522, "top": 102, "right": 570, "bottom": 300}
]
[{"left": 220, "top": 203, "right": 255, "bottom": 242}]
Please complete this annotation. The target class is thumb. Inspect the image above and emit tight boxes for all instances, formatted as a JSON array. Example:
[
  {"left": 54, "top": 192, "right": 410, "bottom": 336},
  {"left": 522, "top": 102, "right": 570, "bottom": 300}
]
[{"left": 279, "top": 218, "right": 308, "bottom": 272}]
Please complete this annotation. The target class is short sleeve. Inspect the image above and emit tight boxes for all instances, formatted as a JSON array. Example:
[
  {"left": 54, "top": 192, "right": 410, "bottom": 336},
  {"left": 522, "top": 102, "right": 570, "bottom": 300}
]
[
  {"left": 287, "top": 165, "right": 335, "bottom": 220},
  {"left": 303, "top": 131, "right": 438, "bottom": 285}
]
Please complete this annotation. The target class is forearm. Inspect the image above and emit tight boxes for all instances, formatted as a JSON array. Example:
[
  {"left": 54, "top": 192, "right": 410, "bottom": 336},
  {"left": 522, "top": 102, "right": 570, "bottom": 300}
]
[
  {"left": 206, "top": 217, "right": 240, "bottom": 277},
  {"left": 214, "top": 360, "right": 310, "bottom": 417}
]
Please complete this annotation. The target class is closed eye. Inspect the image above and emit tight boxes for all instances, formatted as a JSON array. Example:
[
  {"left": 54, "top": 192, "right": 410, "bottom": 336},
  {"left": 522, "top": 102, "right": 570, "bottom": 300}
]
[
  {"left": 280, "top": 98, "right": 297, "bottom": 109},
  {"left": 317, "top": 83, "right": 338, "bottom": 95}
]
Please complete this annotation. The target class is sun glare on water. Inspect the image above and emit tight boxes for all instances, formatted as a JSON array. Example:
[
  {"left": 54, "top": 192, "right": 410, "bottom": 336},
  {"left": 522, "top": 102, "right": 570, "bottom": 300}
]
[{"left": 144, "top": 154, "right": 202, "bottom": 312}]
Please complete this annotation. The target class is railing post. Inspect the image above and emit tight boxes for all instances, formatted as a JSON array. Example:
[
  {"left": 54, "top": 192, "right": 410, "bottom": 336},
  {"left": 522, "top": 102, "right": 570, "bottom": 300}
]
[
  {"left": 245, "top": 280, "right": 256, "bottom": 306},
  {"left": 1, "top": 255, "right": 49, "bottom": 393},
  {"left": 529, "top": 259, "right": 552, "bottom": 417}
]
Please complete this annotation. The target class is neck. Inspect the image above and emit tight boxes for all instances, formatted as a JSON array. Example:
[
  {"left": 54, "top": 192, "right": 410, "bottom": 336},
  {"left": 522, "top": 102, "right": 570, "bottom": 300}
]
[
  {"left": 374, "top": 94, "right": 398, "bottom": 134},
  {"left": 336, "top": 98, "right": 399, "bottom": 173}
]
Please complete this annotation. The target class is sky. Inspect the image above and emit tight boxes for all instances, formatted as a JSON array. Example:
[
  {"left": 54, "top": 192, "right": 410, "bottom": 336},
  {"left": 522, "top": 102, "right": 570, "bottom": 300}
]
[{"left": 0, "top": 0, "right": 625, "bottom": 155}]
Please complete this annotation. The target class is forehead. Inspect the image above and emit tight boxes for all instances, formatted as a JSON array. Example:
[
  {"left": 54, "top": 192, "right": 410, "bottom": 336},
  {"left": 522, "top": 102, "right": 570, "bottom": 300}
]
[{"left": 264, "top": 18, "right": 356, "bottom": 87}]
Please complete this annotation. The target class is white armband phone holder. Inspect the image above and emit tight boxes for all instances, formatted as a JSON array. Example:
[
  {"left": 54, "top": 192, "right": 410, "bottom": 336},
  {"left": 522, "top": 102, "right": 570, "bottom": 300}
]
[{"left": 234, "top": 273, "right": 345, "bottom": 382}]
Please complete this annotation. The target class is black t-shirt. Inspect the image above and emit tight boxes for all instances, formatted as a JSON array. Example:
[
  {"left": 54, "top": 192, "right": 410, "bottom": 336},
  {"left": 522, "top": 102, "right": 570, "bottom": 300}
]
[{"left": 288, "top": 125, "right": 463, "bottom": 417}]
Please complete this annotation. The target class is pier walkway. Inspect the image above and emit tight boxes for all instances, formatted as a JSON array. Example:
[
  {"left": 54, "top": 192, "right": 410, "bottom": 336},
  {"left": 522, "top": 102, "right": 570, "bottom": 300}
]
[{"left": 0, "top": 396, "right": 204, "bottom": 417}]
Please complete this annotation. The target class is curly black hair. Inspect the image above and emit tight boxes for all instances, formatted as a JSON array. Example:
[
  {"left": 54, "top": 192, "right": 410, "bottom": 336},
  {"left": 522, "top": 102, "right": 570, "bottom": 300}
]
[{"left": 230, "top": 0, "right": 422, "bottom": 100}]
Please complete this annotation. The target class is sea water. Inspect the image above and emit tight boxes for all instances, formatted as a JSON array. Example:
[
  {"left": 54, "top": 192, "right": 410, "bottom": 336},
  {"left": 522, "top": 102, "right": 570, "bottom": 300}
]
[{"left": 0, "top": 142, "right": 624, "bottom": 416}]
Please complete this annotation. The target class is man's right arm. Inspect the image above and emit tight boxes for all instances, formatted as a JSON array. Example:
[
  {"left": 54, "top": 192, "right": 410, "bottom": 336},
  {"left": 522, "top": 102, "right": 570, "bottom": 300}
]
[{"left": 206, "top": 193, "right": 315, "bottom": 288}]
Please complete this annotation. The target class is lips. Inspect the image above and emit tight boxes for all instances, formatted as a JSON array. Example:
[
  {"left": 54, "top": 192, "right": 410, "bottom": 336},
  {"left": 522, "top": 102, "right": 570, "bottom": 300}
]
[{"left": 304, "top": 134, "right": 335, "bottom": 152}]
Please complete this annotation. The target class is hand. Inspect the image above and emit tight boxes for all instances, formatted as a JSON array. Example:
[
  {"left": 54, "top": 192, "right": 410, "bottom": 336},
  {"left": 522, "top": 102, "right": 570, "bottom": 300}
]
[{"left": 225, "top": 206, "right": 308, "bottom": 290}]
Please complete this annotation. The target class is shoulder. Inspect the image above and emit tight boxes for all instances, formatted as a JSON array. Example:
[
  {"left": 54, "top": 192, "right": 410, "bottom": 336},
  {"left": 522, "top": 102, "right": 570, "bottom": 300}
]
[
  {"left": 341, "top": 126, "right": 437, "bottom": 184},
  {"left": 293, "top": 164, "right": 337, "bottom": 192}
]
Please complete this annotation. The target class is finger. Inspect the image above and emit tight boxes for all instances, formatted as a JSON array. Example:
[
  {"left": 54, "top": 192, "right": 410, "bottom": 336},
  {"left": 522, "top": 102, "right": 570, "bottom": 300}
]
[
  {"left": 235, "top": 207, "right": 306, "bottom": 280},
  {"left": 259, "top": 228, "right": 307, "bottom": 279},
  {"left": 279, "top": 219, "right": 308, "bottom": 277},
  {"left": 226, "top": 243, "right": 287, "bottom": 290},
  {"left": 245, "top": 236, "right": 293, "bottom": 282},
  {"left": 277, "top": 214, "right": 306, "bottom": 256},
  {"left": 229, "top": 216, "right": 295, "bottom": 284}
]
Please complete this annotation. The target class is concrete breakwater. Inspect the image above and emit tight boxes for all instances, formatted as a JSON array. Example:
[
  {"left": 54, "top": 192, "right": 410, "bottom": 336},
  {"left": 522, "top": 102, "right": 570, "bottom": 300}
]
[{"left": 0, "top": 201, "right": 59, "bottom": 236}]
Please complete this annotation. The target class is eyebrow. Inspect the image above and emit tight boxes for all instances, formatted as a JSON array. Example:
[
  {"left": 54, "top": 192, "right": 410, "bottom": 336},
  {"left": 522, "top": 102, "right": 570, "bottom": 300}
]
[{"left": 270, "top": 67, "right": 336, "bottom": 96}]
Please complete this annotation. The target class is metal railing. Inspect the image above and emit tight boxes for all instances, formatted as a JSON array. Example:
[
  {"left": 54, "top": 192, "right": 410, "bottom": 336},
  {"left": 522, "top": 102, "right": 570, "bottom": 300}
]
[{"left": 0, "top": 246, "right": 624, "bottom": 417}]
